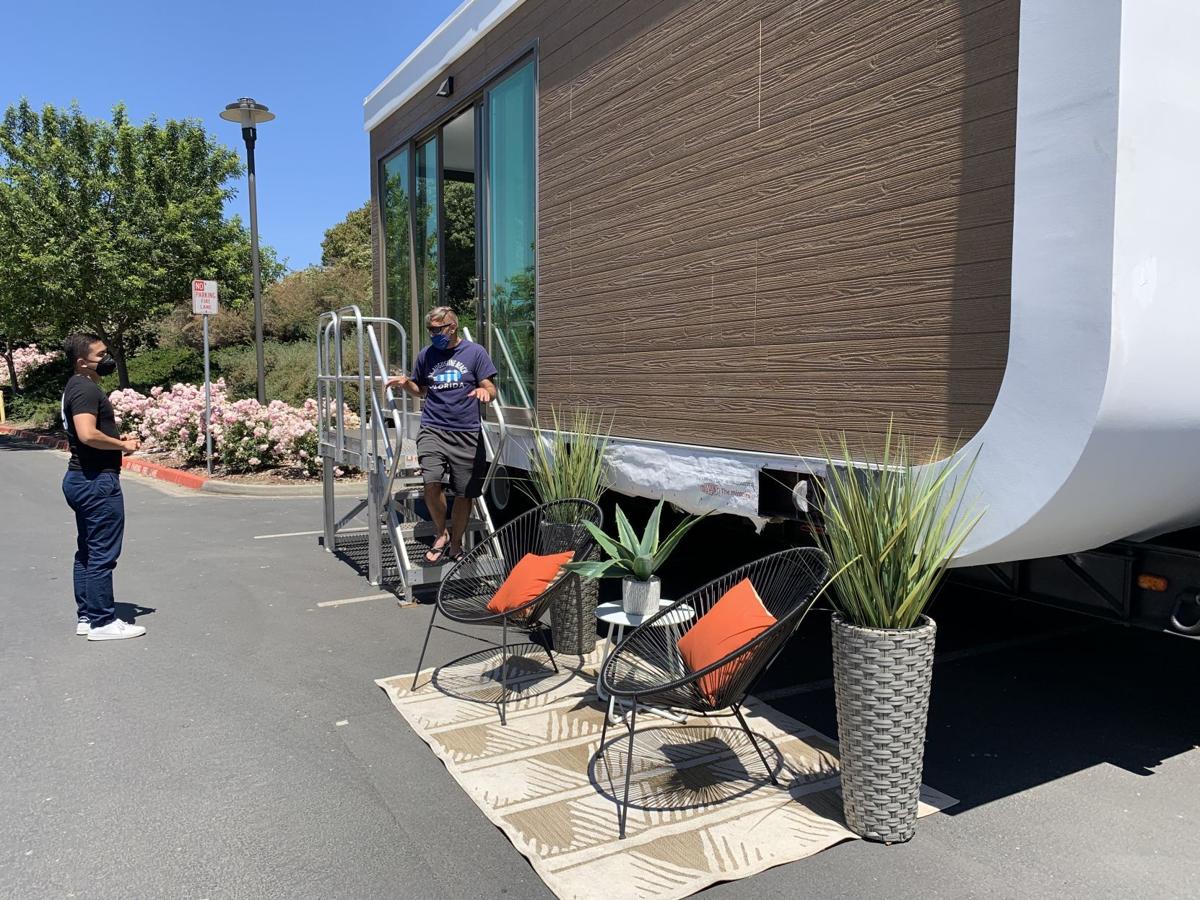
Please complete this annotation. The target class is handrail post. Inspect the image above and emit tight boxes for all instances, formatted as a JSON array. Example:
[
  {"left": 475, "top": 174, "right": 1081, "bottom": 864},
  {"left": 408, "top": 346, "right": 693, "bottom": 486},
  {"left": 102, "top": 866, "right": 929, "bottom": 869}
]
[
  {"left": 332, "top": 310, "right": 345, "bottom": 458},
  {"left": 462, "top": 326, "right": 509, "bottom": 497},
  {"left": 490, "top": 324, "right": 533, "bottom": 410}
]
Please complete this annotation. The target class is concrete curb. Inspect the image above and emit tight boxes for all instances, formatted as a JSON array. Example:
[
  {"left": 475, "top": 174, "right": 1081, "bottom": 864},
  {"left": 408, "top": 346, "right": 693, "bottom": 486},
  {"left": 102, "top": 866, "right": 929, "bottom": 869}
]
[
  {"left": 0, "top": 425, "right": 70, "bottom": 452},
  {"left": 122, "top": 457, "right": 209, "bottom": 490},
  {"left": 0, "top": 424, "right": 361, "bottom": 497}
]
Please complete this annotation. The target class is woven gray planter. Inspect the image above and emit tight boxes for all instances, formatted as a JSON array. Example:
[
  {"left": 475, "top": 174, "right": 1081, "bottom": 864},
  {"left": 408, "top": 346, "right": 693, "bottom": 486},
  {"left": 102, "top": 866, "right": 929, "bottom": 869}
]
[
  {"left": 540, "top": 521, "right": 598, "bottom": 656},
  {"left": 831, "top": 613, "right": 936, "bottom": 844}
]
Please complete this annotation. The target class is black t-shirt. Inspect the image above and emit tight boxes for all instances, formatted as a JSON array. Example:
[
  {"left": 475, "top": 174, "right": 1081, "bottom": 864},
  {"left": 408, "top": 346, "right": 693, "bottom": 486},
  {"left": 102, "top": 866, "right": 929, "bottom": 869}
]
[{"left": 61, "top": 374, "right": 122, "bottom": 472}]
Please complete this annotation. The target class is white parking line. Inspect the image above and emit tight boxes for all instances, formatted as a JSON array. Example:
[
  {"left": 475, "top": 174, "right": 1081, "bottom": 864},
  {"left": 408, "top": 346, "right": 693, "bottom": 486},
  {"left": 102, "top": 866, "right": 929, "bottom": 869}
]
[
  {"left": 316, "top": 592, "right": 397, "bottom": 608},
  {"left": 254, "top": 528, "right": 367, "bottom": 540}
]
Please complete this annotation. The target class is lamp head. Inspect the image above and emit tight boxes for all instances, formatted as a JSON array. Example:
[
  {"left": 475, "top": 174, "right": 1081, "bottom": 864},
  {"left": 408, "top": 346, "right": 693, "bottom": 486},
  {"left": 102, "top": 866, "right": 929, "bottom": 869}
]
[{"left": 220, "top": 98, "right": 275, "bottom": 128}]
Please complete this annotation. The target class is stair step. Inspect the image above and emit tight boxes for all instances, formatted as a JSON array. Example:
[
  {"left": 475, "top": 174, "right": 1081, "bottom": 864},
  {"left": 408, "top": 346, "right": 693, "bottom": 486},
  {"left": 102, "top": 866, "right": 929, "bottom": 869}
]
[
  {"left": 402, "top": 553, "right": 507, "bottom": 585},
  {"left": 399, "top": 519, "right": 489, "bottom": 539}
]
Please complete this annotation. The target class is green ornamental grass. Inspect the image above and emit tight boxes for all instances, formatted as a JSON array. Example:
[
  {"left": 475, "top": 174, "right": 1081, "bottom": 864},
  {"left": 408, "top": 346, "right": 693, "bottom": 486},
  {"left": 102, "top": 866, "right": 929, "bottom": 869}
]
[
  {"left": 815, "top": 423, "right": 984, "bottom": 630},
  {"left": 527, "top": 406, "right": 611, "bottom": 522}
]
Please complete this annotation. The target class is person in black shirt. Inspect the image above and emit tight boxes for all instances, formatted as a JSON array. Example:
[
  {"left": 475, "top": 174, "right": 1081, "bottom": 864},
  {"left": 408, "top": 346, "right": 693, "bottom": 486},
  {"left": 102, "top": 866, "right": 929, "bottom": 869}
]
[{"left": 60, "top": 333, "right": 145, "bottom": 641}]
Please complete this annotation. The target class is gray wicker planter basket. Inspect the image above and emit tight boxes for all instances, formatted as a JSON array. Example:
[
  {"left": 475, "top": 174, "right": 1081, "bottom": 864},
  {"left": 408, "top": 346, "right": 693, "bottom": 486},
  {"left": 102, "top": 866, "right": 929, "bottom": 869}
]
[
  {"left": 539, "top": 521, "right": 598, "bottom": 656},
  {"left": 831, "top": 613, "right": 936, "bottom": 844}
]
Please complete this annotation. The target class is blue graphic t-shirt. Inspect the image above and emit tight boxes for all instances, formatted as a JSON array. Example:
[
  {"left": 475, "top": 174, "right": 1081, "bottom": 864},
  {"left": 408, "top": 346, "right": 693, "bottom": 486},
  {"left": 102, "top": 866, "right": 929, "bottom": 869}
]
[{"left": 412, "top": 338, "right": 499, "bottom": 432}]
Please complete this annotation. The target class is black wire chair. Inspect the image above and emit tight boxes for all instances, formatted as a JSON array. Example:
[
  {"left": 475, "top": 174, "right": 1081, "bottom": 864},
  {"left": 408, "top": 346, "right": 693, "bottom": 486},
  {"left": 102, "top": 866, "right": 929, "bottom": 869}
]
[
  {"left": 597, "top": 546, "right": 830, "bottom": 837},
  {"left": 412, "top": 499, "right": 603, "bottom": 725}
]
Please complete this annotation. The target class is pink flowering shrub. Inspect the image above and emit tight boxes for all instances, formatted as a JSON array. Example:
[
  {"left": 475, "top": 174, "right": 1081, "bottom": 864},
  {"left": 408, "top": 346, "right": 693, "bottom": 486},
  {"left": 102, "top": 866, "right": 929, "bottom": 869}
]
[
  {"left": 108, "top": 380, "right": 352, "bottom": 476},
  {"left": 1, "top": 345, "right": 63, "bottom": 387},
  {"left": 115, "top": 382, "right": 218, "bottom": 465}
]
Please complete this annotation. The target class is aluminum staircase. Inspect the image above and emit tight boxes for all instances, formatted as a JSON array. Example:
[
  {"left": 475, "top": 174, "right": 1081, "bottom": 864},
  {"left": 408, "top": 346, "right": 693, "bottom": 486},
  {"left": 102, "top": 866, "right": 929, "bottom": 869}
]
[{"left": 316, "top": 306, "right": 507, "bottom": 603}]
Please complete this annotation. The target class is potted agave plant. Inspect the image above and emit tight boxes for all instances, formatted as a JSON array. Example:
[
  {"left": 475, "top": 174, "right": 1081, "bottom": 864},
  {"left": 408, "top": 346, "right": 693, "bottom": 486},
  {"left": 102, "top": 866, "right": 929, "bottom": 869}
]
[
  {"left": 814, "top": 425, "right": 982, "bottom": 844},
  {"left": 567, "top": 498, "right": 704, "bottom": 616},
  {"left": 526, "top": 406, "right": 611, "bottom": 654}
]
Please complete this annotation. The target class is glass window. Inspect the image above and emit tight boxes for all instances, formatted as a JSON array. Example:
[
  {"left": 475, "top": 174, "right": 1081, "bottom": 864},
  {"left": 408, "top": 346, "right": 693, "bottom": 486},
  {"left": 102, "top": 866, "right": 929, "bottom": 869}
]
[
  {"left": 381, "top": 147, "right": 412, "bottom": 365},
  {"left": 486, "top": 59, "right": 536, "bottom": 408},
  {"left": 415, "top": 136, "right": 440, "bottom": 326},
  {"left": 441, "top": 107, "right": 479, "bottom": 336}
]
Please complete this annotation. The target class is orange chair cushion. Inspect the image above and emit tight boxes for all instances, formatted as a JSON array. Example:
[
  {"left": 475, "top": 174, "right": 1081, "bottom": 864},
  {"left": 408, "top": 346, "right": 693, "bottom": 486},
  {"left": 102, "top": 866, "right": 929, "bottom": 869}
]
[
  {"left": 677, "top": 578, "right": 778, "bottom": 705},
  {"left": 486, "top": 551, "right": 576, "bottom": 615}
]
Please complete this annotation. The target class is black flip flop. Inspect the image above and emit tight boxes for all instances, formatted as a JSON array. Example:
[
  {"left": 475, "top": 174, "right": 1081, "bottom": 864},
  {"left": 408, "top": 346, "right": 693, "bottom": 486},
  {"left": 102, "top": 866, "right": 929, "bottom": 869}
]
[{"left": 424, "top": 537, "right": 451, "bottom": 565}]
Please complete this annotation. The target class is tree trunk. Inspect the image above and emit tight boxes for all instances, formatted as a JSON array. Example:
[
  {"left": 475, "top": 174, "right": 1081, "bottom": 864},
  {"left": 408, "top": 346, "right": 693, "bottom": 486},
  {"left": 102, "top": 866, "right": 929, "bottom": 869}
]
[
  {"left": 111, "top": 336, "right": 130, "bottom": 389},
  {"left": 1, "top": 338, "right": 19, "bottom": 395}
]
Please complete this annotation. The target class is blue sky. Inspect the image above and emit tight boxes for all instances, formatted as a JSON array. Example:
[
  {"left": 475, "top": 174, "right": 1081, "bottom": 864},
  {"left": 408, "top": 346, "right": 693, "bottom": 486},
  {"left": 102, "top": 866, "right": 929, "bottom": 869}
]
[{"left": 2, "top": 0, "right": 463, "bottom": 270}]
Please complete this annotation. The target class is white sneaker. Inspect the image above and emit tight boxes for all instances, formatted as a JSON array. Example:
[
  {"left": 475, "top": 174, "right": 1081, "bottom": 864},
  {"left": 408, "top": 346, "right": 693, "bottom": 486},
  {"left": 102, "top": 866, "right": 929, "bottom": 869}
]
[
  {"left": 76, "top": 618, "right": 90, "bottom": 636},
  {"left": 87, "top": 619, "right": 147, "bottom": 641}
]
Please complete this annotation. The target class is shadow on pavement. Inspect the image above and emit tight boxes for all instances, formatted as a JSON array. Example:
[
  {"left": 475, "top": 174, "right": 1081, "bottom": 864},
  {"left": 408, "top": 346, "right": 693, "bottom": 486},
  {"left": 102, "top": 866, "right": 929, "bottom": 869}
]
[
  {"left": 770, "top": 593, "right": 1200, "bottom": 816},
  {"left": 116, "top": 602, "right": 157, "bottom": 622}
]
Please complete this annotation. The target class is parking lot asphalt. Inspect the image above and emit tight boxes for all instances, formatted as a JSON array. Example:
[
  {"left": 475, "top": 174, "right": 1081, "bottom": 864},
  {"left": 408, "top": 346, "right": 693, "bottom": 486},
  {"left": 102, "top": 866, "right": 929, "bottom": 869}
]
[{"left": 2, "top": 434, "right": 1197, "bottom": 899}]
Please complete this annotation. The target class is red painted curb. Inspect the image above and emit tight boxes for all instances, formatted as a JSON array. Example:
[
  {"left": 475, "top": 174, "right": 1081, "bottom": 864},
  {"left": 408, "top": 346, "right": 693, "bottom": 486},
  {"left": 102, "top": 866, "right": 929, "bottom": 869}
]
[
  {"left": 121, "top": 458, "right": 208, "bottom": 490},
  {"left": 1, "top": 424, "right": 208, "bottom": 490},
  {"left": 0, "top": 424, "right": 69, "bottom": 451}
]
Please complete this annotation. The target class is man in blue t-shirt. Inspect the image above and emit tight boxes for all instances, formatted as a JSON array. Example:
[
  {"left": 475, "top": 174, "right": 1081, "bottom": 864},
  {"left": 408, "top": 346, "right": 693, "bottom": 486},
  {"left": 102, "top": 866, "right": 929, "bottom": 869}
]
[{"left": 387, "top": 306, "right": 498, "bottom": 563}]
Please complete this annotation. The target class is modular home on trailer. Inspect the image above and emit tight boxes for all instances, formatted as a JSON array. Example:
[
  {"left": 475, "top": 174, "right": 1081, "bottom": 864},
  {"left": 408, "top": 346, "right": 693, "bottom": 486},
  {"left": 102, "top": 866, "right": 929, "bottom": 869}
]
[{"left": 362, "top": 0, "right": 1200, "bottom": 628}]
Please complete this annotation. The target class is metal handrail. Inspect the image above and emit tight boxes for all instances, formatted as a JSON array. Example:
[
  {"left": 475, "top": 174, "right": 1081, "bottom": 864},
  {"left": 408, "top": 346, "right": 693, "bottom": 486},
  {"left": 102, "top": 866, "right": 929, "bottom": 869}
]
[
  {"left": 463, "top": 326, "right": 509, "bottom": 497},
  {"left": 316, "top": 305, "right": 410, "bottom": 472},
  {"left": 317, "top": 313, "right": 344, "bottom": 457},
  {"left": 489, "top": 324, "right": 533, "bottom": 410},
  {"left": 362, "top": 315, "right": 413, "bottom": 508},
  {"left": 325, "top": 305, "right": 368, "bottom": 461},
  {"left": 317, "top": 304, "right": 416, "bottom": 583},
  {"left": 483, "top": 395, "right": 508, "bottom": 498}
]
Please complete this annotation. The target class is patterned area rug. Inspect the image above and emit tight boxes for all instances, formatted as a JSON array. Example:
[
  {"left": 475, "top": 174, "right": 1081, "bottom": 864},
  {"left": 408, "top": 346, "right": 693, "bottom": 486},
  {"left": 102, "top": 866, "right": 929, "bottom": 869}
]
[{"left": 376, "top": 646, "right": 955, "bottom": 900}]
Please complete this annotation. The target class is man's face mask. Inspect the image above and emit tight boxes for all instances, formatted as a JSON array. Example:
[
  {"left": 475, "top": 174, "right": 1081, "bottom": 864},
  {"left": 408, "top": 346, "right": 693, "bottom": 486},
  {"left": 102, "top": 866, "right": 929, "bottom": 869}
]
[
  {"left": 429, "top": 324, "right": 452, "bottom": 350},
  {"left": 93, "top": 353, "right": 117, "bottom": 377}
]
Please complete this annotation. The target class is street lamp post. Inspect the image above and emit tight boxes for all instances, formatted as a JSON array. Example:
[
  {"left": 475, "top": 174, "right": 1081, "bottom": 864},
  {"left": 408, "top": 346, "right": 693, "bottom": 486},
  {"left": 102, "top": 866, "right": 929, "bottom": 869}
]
[{"left": 220, "top": 97, "right": 275, "bottom": 404}]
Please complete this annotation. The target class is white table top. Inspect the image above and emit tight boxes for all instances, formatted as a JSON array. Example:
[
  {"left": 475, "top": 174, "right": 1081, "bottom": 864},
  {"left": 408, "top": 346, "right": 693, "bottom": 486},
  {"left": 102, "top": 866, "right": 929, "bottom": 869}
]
[{"left": 595, "top": 600, "right": 695, "bottom": 628}]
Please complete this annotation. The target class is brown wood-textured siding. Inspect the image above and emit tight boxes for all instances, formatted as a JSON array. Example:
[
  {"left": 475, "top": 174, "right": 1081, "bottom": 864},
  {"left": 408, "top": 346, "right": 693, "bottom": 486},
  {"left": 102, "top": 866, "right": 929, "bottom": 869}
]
[{"left": 370, "top": 0, "right": 1019, "bottom": 458}]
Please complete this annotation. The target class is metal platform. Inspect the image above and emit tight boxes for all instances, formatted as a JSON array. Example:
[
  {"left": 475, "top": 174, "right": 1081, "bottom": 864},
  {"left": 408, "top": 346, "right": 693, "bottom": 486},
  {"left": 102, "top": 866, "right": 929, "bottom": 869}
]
[{"left": 315, "top": 306, "right": 507, "bottom": 603}]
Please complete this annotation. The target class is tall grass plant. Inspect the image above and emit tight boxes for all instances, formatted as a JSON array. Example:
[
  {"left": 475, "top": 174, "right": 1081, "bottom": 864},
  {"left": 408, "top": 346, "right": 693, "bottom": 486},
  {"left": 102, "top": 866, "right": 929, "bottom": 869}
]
[
  {"left": 814, "top": 424, "right": 983, "bottom": 630},
  {"left": 526, "top": 406, "right": 611, "bottom": 522}
]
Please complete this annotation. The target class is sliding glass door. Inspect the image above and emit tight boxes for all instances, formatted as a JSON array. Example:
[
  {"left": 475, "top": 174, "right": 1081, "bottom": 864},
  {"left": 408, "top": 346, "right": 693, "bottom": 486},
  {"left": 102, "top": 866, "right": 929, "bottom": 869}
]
[
  {"left": 414, "top": 136, "right": 440, "bottom": 329},
  {"left": 441, "top": 106, "right": 479, "bottom": 337},
  {"left": 379, "top": 55, "right": 536, "bottom": 407},
  {"left": 485, "top": 59, "right": 536, "bottom": 409},
  {"left": 380, "top": 146, "right": 412, "bottom": 367}
]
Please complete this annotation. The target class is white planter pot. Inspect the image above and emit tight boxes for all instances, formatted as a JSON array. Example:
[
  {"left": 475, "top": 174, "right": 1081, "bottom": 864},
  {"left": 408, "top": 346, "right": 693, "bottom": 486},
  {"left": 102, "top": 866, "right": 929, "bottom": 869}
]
[{"left": 622, "top": 576, "right": 661, "bottom": 617}]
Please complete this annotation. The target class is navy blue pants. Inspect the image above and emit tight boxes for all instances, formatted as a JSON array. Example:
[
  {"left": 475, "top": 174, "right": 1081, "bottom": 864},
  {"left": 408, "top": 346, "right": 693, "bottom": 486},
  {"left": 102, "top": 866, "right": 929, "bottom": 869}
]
[{"left": 62, "top": 470, "right": 125, "bottom": 628}]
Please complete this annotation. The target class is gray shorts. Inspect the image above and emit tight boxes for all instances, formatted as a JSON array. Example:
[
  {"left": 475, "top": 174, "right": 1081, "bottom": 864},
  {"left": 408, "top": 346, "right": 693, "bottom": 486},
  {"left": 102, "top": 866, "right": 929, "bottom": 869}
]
[{"left": 416, "top": 427, "right": 486, "bottom": 498}]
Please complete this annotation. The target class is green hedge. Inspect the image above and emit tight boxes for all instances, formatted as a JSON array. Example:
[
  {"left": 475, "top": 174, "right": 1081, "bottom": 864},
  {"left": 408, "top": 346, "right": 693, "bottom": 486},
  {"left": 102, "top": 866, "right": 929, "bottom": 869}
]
[
  {"left": 99, "top": 347, "right": 206, "bottom": 394},
  {"left": 212, "top": 341, "right": 318, "bottom": 408}
]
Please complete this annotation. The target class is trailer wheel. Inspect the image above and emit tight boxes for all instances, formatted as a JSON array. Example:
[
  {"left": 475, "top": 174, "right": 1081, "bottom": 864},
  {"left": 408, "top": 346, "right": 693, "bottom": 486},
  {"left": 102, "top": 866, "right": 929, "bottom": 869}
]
[
  {"left": 488, "top": 464, "right": 510, "bottom": 511},
  {"left": 1168, "top": 591, "right": 1200, "bottom": 636}
]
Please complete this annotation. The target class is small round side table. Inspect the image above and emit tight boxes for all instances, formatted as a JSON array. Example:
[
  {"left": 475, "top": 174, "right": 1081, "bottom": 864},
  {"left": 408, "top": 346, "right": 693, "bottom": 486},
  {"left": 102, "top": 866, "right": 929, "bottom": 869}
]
[{"left": 595, "top": 600, "right": 696, "bottom": 724}]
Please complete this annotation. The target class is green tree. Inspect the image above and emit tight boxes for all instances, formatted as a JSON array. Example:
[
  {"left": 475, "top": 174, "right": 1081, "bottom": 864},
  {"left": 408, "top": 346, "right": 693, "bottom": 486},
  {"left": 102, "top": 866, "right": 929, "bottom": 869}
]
[
  {"left": 0, "top": 103, "right": 57, "bottom": 391},
  {"left": 321, "top": 202, "right": 372, "bottom": 273},
  {"left": 443, "top": 179, "right": 477, "bottom": 331},
  {"left": 0, "top": 100, "right": 281, "bottom": 388}
]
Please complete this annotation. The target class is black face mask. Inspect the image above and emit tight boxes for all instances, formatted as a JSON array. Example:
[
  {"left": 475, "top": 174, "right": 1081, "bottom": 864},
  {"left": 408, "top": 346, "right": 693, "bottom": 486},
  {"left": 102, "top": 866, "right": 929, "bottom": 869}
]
[{"left": 94, "top": 355, "right": 117, "bottom": 377}]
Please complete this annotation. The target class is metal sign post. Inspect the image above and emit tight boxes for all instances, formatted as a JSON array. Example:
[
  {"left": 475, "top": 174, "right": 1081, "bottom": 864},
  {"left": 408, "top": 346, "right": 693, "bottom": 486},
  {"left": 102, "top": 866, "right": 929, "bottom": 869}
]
[
  {"left": 191, "top": 279, "right": 220, "bottom": 476},
  {"left": 202, "top": 313, "right": 212, "bottom": 475}
]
